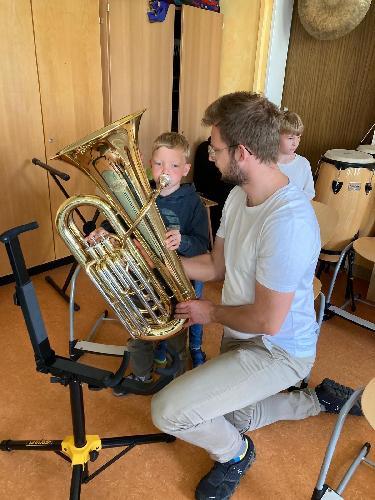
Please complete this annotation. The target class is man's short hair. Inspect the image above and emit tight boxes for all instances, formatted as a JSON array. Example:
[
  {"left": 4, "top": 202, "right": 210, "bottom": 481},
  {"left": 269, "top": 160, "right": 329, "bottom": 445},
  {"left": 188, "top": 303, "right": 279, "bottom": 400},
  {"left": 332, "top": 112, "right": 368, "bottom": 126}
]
[
  {"left": 280, "top": 111, "right": 304, "bottom": 136},
  {"left": 152, "top": 132, "right": 190, "bottom": 161},
  {"left": 202, "top": 91, "right": 282, "bottom": 164}
]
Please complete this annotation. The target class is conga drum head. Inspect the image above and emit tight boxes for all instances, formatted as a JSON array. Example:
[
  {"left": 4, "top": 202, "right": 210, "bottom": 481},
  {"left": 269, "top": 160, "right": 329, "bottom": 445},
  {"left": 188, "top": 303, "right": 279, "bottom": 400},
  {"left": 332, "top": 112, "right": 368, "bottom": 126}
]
[
  {"left": 315, "top": 149, "right": 375, "bottom": 261},
  {"left": 357, "top": 144, "right": 375, "bottom": 157}
]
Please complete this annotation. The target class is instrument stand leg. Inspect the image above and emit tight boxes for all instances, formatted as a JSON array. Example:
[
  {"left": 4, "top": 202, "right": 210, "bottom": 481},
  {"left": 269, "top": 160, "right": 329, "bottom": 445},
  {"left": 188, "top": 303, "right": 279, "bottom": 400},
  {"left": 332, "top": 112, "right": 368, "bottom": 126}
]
[{"left": 45, "top": 261, "right": 80, "bottom": 311}]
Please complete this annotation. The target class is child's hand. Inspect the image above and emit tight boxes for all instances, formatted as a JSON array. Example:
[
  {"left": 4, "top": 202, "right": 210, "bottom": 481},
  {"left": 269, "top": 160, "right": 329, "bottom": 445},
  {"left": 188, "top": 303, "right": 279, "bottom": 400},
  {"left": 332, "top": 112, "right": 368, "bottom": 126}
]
[{"left": 165, "top": 229, "right": 181, "bottom": 251}]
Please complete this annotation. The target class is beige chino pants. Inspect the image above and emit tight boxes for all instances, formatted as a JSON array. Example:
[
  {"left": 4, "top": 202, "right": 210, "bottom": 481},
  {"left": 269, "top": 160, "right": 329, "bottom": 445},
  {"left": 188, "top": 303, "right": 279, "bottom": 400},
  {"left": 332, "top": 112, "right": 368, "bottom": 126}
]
[{"left": 151, "top": 336, "right": 321, "bottom": 463}]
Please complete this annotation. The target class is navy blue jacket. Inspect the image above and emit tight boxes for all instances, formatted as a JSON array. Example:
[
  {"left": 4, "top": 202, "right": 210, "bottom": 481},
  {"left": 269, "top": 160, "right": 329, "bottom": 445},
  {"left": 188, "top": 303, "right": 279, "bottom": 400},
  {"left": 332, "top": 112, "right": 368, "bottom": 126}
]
[
  {"left": 101, "top": 183, "right": 208, "bottom": 258},
  {"left": 156, "top": 183, "right": 208, "bottom": 257}
]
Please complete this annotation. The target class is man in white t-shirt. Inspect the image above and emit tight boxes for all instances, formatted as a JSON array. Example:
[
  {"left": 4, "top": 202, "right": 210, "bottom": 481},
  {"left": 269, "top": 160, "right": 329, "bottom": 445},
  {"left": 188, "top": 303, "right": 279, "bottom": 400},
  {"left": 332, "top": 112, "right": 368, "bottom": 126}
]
[
  {"left": 278, "top": 110, "right": 315, "bottom": 200},
  {"left": 151, "top": 92, "right": 362, "bottom": 500}
]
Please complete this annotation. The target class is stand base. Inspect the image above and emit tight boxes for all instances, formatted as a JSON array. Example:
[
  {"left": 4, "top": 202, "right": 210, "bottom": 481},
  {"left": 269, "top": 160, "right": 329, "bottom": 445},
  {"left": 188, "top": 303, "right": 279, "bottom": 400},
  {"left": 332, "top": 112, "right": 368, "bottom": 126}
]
[{"left": 1, "top": 432, "right": 176, "bottom": 500}]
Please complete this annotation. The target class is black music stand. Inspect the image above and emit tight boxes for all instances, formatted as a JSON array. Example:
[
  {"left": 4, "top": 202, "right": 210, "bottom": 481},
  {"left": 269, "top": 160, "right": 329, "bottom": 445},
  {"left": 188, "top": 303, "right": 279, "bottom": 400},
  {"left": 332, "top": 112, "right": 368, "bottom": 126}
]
[
  {"left": 0, "top": 222, "right": 175, "bottom": 500},
  {"left": 32, "top": 158, "right": 99, "bottom": 311}
]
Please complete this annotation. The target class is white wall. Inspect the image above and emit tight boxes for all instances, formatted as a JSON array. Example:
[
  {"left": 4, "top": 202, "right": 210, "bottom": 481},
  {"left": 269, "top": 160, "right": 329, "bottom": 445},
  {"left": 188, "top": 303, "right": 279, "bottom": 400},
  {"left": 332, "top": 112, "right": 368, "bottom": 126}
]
[{"left": 264, "top": 0, "right": 294, "bottom": 107}]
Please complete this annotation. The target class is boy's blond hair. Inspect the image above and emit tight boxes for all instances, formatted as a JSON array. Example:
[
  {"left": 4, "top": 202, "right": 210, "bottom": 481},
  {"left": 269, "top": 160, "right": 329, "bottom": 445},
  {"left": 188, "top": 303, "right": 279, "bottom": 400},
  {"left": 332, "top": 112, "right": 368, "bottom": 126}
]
[
  {"left": 152, "top": 132, "right": 190, "bottom": 161},
  {"left": 281, "top": 111, "right": 304, "bottom": 136}
]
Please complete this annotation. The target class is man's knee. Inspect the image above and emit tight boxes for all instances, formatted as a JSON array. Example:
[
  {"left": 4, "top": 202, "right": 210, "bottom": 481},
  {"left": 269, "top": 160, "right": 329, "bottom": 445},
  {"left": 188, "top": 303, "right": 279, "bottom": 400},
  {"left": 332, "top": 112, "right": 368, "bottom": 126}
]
[{"left": 151, "top": 388, "right": 176, "bottom": 432}]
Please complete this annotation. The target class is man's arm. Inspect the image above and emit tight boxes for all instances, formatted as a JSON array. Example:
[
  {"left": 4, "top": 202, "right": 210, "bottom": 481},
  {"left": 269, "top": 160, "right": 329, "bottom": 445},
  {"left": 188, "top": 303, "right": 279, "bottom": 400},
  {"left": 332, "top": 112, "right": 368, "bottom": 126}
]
[
  {"left": 175, "top": 280, "right": 294, "bottom": 336},
  {"left": 181, "top": 236, "right": 225, "bottom": 283}
]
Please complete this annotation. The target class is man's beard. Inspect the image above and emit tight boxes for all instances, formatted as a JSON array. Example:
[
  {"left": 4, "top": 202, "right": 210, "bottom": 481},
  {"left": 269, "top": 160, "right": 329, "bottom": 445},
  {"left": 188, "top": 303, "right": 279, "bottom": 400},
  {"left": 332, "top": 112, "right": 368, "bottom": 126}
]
[{"left": 221, "top": 157, "right": 248, "bottom": 185}]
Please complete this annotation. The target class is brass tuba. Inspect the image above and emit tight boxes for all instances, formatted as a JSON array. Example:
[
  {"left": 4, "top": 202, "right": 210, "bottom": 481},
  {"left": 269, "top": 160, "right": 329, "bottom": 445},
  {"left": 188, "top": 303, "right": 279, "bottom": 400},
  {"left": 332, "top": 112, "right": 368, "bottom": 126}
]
[{"left": 52, "top": 110, "right": 195, "bottom": 340}]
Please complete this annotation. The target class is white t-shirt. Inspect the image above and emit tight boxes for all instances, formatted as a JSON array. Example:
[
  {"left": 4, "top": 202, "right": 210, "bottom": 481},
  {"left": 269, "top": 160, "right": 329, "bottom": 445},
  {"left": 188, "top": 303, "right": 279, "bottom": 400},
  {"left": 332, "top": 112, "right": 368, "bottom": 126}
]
[
  {"left": 216, "top": 184, "right": 321, "bottom": 357},
  {"left": 278, "top": 154, "right": 315, "bottom": 200}
]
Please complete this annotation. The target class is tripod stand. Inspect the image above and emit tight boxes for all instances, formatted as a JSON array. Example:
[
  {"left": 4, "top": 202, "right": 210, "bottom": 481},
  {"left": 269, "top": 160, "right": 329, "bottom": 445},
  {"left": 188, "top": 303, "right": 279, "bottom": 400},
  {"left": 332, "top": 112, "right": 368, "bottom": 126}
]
[
  {"left": 32, "top": 158, "right": 100, "bottom": 311},
  {"left": 0, "top": 221, "right": 175, "bottom": 500}
]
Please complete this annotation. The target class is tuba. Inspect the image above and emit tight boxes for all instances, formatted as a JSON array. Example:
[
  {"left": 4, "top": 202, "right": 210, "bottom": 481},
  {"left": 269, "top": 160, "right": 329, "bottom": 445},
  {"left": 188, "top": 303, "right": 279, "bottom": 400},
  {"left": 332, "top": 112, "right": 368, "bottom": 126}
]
[{"left": 52, "top": 110, "right": 195, "bottom": 341}]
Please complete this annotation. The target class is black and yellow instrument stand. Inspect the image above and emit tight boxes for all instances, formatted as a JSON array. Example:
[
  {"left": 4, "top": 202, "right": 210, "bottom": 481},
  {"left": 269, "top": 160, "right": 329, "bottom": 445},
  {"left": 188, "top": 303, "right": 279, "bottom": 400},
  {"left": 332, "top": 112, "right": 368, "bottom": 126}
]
[{"left": 0, "top": 222, "right": 175, "bottom": 500}]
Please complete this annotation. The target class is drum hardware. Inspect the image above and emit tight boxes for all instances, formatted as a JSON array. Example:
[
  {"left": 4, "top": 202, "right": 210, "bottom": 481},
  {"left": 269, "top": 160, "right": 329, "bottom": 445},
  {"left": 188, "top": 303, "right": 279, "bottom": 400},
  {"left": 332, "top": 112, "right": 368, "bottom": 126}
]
[
  {"left": 365, "top": 169, "right": 374, "bottom": 195},
  {"left": 313, "top": 159, "right": 321, "bottom": 183},
  {"left": 332, "top": 180, "right": 343, "bottom": 194},
  {"left": 32, "top": 158, "right": 100, "bottom": 312},
  {"left": 323, "top": 240, "right": 375, "bottom": 333},
  {"left": 331, "top": 164, "right": 343, "bottom": 194},
  {"left": 359, "top": 122, "right": 375, "bottom": 145},
  {"left": 0, "top": 222, "right": 176, "bottom": 500}
]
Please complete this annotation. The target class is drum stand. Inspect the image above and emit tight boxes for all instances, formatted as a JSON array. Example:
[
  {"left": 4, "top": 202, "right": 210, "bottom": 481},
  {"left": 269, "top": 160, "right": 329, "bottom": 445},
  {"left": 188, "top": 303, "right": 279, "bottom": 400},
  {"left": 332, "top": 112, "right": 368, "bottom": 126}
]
[
  {"left": 0, "top": 222, "right": 176, "bottom": 500},
  {"left": 324, "top": 242, "right": 375, "bottom": 333},
  {"left": 32, "top": 158, "right": 100, "bottom": 311}
]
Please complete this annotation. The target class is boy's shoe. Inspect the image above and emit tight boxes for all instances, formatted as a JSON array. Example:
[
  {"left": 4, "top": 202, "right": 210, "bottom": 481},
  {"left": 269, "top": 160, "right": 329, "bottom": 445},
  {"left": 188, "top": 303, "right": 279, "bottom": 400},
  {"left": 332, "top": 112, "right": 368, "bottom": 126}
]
[
  {"left": 154, "top": 342, "right": 168, "bottom": 367},
  {"left": 112, "top": 373, "right": 152, "bottom": 397},
  {"left": 195, "top": 436, "right": 255, "bottom": 500},
  {"left": 154, "top": 358, "right": 167, "bottom": 370},
  {"left": 315, "top": 378, "right": 363, "bottom": 416},
  {"left": 154, "top": 357, "right": 167, "bottom": 368},
  {"left": 190, "top": 348, "right": 207, "bottom": 368}
]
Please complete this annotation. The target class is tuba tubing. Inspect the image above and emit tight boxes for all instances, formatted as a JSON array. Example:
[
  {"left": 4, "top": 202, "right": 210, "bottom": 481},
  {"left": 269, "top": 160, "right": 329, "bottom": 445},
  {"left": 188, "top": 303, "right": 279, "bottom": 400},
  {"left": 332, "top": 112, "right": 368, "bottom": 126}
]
[{"left": 53, "top": 111, "right": 195, "bottom": 340}]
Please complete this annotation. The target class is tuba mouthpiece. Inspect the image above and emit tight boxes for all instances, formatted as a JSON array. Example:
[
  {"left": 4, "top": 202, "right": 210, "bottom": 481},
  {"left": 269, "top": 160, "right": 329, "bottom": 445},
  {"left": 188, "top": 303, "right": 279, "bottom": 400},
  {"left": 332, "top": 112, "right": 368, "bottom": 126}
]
[{"left": 159, "top": 174, "right": 170, "bottom": 188}]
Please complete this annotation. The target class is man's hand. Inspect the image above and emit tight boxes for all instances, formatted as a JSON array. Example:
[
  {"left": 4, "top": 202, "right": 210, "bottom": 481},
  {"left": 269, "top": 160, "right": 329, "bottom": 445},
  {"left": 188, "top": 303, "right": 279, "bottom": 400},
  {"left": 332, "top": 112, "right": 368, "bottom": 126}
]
[
  {"left": 175, "top": 299, "right": 215, "bottom": 326},
  {"left": 165, "top": 229, "right": 181, "bottom": 251}
]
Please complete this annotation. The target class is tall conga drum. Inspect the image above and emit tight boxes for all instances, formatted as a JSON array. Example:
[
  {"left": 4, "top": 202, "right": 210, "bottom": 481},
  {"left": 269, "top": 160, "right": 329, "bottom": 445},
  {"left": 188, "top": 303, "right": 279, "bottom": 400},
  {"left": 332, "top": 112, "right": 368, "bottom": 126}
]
[
  {"left": 357, "top": 145, "right": 375, "bottom": 235},
  {"left": 315, "top": 149, "right": 375, "bottom": 262}
]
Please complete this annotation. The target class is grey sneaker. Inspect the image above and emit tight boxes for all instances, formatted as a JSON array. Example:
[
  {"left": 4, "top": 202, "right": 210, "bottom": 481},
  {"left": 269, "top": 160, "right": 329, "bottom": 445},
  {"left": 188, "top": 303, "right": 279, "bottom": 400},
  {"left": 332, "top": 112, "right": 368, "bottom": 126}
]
[{"left": 195, "top": 436, "right": 256, "bottom": 500}]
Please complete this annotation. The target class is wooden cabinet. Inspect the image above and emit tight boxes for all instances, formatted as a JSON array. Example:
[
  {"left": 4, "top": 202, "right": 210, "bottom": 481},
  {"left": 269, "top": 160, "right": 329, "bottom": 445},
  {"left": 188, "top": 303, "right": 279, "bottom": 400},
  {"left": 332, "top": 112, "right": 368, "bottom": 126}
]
[
  {"left": 100, "top": 0, "right": 175, "bottom": 166},
  {"left": 179, "top": 5, "right": 223, "bottom": 181},
  {"left": 0, "top": 0, "right": 54, "bottom": 276},
  {"left": 101, "top": 1, "right": 223, "bottom": 175},
  {"left": 0, "top": 0, "right": 222, "bottom": 277},
  {"left": 32, "top": 0, "right": 104, "bottom": 259},
  {"left": 0, "top": 0, "right": 104, "bottom": 276}
]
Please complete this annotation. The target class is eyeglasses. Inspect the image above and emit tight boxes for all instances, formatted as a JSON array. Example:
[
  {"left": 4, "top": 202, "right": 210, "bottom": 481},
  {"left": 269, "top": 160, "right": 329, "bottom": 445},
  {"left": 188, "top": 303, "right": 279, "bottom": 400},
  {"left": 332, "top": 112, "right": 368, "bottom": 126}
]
[{"left": 208, "top": 144, "right": 253, "bottom": 160}]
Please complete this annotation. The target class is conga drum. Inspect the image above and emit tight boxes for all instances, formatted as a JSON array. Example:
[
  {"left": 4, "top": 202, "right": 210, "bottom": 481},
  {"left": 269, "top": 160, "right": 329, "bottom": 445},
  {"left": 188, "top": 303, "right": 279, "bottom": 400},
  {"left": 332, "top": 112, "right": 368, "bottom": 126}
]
[
  {"left": 315, "top": 149, "right": 375, "bottom": 262},
  {"left": 357, "top": 145, "right": 375, "bottom": 235}
]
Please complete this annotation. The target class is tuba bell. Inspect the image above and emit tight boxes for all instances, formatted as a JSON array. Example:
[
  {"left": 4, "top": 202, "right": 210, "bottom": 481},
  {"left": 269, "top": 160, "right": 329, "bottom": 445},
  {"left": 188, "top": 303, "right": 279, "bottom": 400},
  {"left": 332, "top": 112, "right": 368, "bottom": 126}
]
[{"left": 52, "top": 110, "right": 195, "bottom": 341}]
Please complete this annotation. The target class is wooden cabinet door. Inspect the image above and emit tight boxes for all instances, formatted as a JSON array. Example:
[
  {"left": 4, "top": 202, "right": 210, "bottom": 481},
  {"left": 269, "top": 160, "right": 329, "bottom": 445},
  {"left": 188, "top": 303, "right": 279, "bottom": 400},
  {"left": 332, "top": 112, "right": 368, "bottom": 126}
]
[
  {"left": 0, "top": 0, "right": 54, "bottom": 276},
  {"left": 102, "top": 0, "right": 175, "bottom": 167},
  {"left": 32, "top": 0, "right": 104, "bottom": 259},
  {"left": 179, "top": 5, "right": 223, "bottom": 181}
]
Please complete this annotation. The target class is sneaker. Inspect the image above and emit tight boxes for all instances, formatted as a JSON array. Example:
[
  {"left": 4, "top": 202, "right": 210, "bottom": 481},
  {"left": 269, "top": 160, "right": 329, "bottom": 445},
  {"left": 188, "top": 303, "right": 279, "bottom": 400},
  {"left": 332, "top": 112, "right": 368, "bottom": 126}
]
[
  {"left": 154, "top": 341, "right": 168, "bottom": 367},
  {"left": 195, "top": 436, "right": 256, "bottom": 500},
  {"left": 154, "top": 358, "right": 167, "bottom": 368},
  {"left": 112, "top": 373, "right": 152, "bottom": 397},
  {"left": 190, "top": 348, "right": 207, "bottom": 368},
  {"left": 315, "top": 378, "right": 363, "bottom": 416}
]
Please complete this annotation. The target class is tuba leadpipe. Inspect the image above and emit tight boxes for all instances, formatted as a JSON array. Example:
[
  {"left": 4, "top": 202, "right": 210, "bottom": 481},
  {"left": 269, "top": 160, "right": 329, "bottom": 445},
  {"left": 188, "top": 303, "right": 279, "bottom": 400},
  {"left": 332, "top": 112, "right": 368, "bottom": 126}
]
[{"left": 52, "top": 110, "right": 195, "bottom": 340}]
